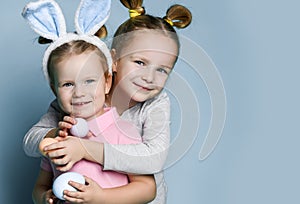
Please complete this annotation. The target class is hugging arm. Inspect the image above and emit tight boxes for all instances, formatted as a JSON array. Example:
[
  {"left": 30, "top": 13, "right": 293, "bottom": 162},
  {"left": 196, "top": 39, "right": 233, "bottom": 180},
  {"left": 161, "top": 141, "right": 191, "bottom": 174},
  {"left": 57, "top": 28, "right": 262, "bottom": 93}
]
[
  {"left": 104, "top": 93, "right": 171, "bottom": 174},
  {"left": 24, "top": 94, "right": 170, "bottom": 174},
  {"left": 23, "top": 100, "right": 61, "bottom": 157},
  {"left": 64, "top": 174, "right": 156, "bottom": 204},
  {"left": 32, "top": 169, "right": 56, "bottom": 204}
]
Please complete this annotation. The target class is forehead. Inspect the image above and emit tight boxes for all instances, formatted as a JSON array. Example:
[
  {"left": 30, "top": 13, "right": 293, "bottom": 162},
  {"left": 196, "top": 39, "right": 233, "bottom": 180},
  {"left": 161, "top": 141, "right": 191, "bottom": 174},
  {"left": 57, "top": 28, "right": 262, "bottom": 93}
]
[
  {"left": 55, "top": 52, "right": 106, "bottom": 76},
  {"left": 119, "top": 31, "right": 178, "bottom": 58}
]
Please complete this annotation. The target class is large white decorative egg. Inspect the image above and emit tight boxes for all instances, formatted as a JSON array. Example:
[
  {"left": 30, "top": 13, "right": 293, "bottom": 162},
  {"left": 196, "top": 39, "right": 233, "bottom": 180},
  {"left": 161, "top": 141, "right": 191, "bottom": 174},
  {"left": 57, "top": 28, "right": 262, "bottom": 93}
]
[{"left": 53, "top": 172, "right": 85, "bottom": 200}]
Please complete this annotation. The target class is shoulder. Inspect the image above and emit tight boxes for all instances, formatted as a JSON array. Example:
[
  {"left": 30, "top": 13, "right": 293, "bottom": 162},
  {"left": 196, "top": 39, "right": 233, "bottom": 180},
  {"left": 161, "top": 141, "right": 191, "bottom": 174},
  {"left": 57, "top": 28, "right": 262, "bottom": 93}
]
[
  {"left": 146, "top": 91, "right": 170, "bottom": 105},
  {"left": 141, "top": 91, "right": 170, "bottom": 113},
  {"left": 143, "top": 91, "right": 170, "bottom": 112},
  {"left": 120, "top": 91, "right": 170, "bottom": 126}
]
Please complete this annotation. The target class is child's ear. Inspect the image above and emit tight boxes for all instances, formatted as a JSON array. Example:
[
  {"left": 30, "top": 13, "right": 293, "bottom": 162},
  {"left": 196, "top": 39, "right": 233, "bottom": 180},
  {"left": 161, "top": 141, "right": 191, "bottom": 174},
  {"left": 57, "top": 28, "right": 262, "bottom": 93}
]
[
  {"left": 105, "top": 74, "right": 113, "bottom": 94},
  {"left": 110, "top": 49, "right": 118, "bottom": 73},
  {"left": 50, "top": 83, "right": 57, "bottom": 96}
]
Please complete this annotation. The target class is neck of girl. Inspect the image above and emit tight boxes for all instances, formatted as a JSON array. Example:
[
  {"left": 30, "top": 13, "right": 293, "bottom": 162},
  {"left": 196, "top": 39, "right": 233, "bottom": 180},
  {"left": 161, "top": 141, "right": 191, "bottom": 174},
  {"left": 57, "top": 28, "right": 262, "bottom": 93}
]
[{"left": 105, "top": 86, "right": 137, "bottom": 116}]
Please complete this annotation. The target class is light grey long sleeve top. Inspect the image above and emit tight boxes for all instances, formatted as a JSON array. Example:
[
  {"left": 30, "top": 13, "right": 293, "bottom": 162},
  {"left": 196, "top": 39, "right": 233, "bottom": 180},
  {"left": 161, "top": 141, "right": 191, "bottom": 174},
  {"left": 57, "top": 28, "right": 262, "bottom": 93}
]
[{"left": 23, "top": 91, "right": 171, "bottom": 204}]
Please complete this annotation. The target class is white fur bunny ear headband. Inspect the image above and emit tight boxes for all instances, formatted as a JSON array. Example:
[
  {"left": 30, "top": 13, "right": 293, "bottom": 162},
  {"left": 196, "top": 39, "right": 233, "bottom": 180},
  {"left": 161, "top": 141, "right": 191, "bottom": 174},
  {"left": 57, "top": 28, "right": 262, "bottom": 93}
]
[{"left": 22, "top": 0, "right": 112, "bottom": 82}]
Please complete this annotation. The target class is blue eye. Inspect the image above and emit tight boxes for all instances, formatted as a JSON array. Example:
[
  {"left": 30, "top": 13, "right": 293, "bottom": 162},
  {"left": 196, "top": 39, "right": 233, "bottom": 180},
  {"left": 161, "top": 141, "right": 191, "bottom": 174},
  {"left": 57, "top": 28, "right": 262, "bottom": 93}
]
[
  {"left": 62, "top": 82, "right": 73, "bottom": 87},
  {"left": 134, "top": 60, "right": 145, "bottom": 66},
  {"left": 85, "top": 79, "right": 96, "bottom": 84},
  {"left": 157, "top": 68, "right": 169, "bottom": 75}
]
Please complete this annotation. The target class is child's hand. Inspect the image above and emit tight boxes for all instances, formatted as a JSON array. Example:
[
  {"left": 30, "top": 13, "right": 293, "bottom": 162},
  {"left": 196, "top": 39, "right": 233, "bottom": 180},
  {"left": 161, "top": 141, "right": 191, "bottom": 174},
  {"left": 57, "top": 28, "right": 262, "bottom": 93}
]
[
  {"left": 63, "top": 176, "right": 105, "bottom": 203},
  {"left": 57, "top": 116, "right": 77, "bottom": 138},
  {"left": 45, "top": 136, "right": 85, "bottom": 171},
  {"left": 43, "top": 189, "right": 59, "bottom": 204}
]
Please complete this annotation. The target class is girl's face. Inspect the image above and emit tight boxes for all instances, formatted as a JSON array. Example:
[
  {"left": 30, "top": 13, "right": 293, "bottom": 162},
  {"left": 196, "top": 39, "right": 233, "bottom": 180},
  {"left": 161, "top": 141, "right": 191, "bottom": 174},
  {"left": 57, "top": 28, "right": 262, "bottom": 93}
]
[
  {"left": 52, "top": 51, "right": 111, "bottom": 121},
  {"left": 112, "top": 31, "right": 178, "bottom": 106}
]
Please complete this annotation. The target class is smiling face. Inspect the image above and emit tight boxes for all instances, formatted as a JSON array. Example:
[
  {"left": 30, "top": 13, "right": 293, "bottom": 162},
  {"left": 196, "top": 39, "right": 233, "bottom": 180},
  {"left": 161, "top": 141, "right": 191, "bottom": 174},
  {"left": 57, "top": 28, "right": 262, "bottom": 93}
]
[
  {"left": 111, "top": 31, "right": 178, "bottom": 107},
  {"left": 52, "top": 51, "right": 111, "bottom": 120}
]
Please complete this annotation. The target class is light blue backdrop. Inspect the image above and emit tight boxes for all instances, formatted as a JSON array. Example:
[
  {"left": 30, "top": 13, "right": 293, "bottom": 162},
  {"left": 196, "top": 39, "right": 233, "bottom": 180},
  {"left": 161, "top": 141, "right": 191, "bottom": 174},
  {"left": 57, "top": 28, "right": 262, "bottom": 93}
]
[{"left": 1, "top": 0, "right": 300, "bottom": 203}]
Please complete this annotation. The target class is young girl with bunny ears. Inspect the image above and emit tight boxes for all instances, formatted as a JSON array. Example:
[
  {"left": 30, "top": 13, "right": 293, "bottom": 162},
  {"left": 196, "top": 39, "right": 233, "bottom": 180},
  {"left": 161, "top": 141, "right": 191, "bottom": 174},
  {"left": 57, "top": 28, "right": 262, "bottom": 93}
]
[
  {"left": 33, "top": 40, "right": 156, "bottom": 203},
  {"left": 23, "top": 0, "right": 156, "bottom": 203},
  {"left": 23, "top": 0, "right": 192, "bottom": 203}
]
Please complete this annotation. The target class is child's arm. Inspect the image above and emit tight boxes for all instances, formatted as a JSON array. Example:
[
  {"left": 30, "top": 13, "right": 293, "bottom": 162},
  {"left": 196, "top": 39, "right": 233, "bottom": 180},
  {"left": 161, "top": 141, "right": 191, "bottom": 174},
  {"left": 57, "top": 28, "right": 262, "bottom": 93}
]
[
  {"left": 41, "top": 115, "right": 103, "bottom": 172},
  {"left": 104, "top": 92, "right": 170, "bottom": 174},
  {"left": 23, "top": 100, "right": 61, "bottom": 157},
  {"left": 26, "top": 93, "right": 170, "bottom": 174},
  {"left": 63, "top": 174, "right": 156, "bottom": 204},
  {"left": 32, "top": 169, "right": 57, "bottom": 204}
]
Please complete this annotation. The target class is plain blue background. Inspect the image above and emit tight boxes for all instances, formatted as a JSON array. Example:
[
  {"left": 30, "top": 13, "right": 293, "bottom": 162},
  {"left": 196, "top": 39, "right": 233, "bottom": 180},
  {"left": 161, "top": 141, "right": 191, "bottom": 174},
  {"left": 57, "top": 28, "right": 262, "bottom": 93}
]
[{"left": 1, "top": 0, "right": 300, "bottom": 203}]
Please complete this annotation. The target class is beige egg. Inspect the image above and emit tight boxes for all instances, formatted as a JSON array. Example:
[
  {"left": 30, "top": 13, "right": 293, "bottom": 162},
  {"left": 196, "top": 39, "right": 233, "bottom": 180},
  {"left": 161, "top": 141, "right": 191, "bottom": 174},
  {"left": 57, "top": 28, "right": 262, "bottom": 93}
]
[{"left": 39, "top": 138, "right": 57, "bottom": 155}]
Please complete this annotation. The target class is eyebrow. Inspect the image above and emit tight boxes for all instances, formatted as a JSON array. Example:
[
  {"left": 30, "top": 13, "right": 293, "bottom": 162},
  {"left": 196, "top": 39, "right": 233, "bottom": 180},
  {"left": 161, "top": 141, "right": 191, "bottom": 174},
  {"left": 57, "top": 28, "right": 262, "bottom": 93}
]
[
  {"left": 129, "top": 54, "right": 148, "bottom": 62},
  {"left": 130, "top": 54, "right": 173, "bottom": 70},
  {"left": 162, "top": 65, "right": 173, "bottom": 70}
]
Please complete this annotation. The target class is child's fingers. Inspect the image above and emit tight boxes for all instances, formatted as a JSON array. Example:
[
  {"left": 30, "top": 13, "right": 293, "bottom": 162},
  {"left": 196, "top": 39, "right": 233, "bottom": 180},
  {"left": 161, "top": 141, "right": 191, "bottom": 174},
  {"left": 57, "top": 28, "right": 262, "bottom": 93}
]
[
  {"left": 48, "top": 148, "right": 66, "bottom": 159},
  {"left": 55, "top": 161, "right": 74, "bottom": 172},
  {"left": 44, "top": 189, "right": 59, "bottom": 204},
  {"left": 58, "top": 121, "right": 73, "bottom": 129},
  {"left": 68, "top": 180, "right": 86, "bottom": 192},
  {"left": 46, "top": 194, "right": 57, "bottom": 204},
  {"left": 57, "top": 130, "right": 68, "bottom": 137},
  {"left": 55, "top": 135, "right": 67, "bottom": 141},
  {"left": 47, "top": 198, "right": 53, "bottom": 204},
  {"left": 44, "top": 141, "right": 66, "bottom": 152},
  {"left": 63, "top": 191, "right": 84, "bottom": 203},
  {"left": 63, "top": 116, "right": 77, "bottom": 125},
  {"left": 83, "top": 176, "right": 93, "bottom": 185},
  {"left": 51, "top": 154, "right": 70, "bottom": 167}
]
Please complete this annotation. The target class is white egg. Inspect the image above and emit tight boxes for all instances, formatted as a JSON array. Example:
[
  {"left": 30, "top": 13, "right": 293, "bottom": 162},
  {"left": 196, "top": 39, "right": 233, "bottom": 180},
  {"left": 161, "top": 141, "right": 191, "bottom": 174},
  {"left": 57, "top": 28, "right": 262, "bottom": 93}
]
[
  {"left": 52, "top": 172, "right": 85, "bottom": 200},
  {"left": 70, "top": 118, "right": 89, "bottom": 137}
]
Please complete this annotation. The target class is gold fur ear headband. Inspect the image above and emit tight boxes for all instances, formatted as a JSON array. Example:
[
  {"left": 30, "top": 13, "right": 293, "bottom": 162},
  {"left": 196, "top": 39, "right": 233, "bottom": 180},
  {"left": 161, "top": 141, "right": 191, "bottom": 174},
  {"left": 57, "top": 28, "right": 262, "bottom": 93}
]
[{"left": 128, "top": 8, "right": 174, "bottom": 26}]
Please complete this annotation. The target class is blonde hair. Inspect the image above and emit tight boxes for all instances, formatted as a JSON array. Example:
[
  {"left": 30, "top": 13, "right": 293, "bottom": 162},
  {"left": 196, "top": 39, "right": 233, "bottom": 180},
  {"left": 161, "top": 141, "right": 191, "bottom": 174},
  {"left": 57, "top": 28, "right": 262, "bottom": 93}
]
[
  {"left": 111, "top": 0, "right": 192, "bottom": 54},
  {"left": 47, "top": 40, "right": 109, "bottom": 84}
]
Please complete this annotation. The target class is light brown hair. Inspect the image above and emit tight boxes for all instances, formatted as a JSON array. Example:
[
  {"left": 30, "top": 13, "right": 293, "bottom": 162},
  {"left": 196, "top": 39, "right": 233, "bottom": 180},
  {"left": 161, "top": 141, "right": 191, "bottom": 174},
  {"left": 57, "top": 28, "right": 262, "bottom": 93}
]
[
  {"left": 111, "top": 0, "right": 192, "bottom": 55},
  {"left": 47, "top": 40, "right": 109, "bottom": 85}
]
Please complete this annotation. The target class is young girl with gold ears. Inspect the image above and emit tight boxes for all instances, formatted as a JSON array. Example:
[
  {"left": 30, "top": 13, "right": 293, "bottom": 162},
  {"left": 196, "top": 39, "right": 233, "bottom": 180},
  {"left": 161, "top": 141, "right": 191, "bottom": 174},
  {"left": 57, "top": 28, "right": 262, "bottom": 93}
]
[{"left": 23, "top": 0, "right": 192, "bottom": 203}]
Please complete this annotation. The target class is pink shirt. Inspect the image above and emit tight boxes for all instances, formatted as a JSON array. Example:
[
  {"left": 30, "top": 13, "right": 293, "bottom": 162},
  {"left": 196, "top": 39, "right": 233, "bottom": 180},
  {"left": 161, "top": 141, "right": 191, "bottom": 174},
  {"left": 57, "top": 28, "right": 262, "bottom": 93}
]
[{"left": 41, "top": 107, "right": 141, "bottom": 188}]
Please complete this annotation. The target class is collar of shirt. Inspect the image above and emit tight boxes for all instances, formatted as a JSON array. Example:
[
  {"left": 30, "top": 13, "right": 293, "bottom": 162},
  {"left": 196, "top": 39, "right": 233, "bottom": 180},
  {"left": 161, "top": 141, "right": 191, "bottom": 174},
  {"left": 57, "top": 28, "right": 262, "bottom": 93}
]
[{"left": 87, "top": 107, "right": 119, "bottom": 137}]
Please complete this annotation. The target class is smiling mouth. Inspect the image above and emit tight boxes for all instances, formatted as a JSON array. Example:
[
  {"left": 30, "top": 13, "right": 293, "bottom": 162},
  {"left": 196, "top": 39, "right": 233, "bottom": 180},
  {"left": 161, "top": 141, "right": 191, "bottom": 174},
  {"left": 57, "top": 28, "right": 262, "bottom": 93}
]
[
  {"left": 71, "top": 101, "right": 91, "bottom": 106},
  {"left": 133, "top": 83, "right": 154, "bottom": 91}
]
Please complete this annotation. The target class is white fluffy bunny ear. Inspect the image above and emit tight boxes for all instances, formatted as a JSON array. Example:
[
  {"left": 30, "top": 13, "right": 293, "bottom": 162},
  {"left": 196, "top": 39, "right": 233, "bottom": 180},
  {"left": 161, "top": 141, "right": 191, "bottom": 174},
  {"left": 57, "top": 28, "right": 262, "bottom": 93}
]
[
  {"left": 22, "top": 0, "right": 66, "bottom": 41},
  {"left": 75, "top": 0, "right": 111, "bottom": 35}
]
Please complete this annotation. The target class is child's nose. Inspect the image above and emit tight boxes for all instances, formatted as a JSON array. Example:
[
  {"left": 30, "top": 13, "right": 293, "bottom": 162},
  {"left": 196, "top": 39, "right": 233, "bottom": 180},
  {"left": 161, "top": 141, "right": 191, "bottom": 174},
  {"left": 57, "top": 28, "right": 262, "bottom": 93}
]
[
  {"left": 142, "top": 67, "right": 155, "bottom": 83},
  {"left": 73, "top": 85, "right": 85, "bottom": 97}
]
